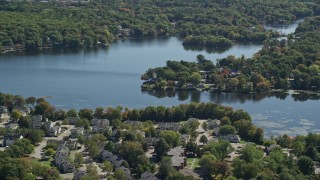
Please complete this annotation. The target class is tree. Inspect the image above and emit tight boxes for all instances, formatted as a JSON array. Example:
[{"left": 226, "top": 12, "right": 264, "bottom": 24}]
[
  {"left": 292, "top": 141, "right": 305, "bottom": 156},
  {"left": 113, "top": 168, "right": 127, "bottom": 180},
  {"left": 67, "top": 109, "right": 78, "bottom": 117},
  {"left": 200, "top": 135, "right": 208, "bottom": 144},
  {"left": 94, "top": 107, "right": 105, "bottom": 118},
  {"left": 219, "top": 125, "right": 236, "bottom": 135},
  {"left": 79, "top": 109, "right": 93, "bottom": 120},
  {"left": 158, "top": 157, "right": 177, "bottom": 179},
  {"left": 118, "top": 141, "right": 144, "bottom": 167},
  {"left": 186, "top": 141, "right": 197, "bottom": 156},
  {"left": 297, "top": 156, "right": 314, "bottom": 175},
  {"left": 203, "top": 141, "right": 233, "bottom": 160},
  {"left": 159, "top": 130, "right": 180, "bottom": 147},
  {"left": 239, "top": 144, "right": 263, "bottom": 163},
  {"left": 155, "top": 138, "right": 170, "bottom": 160},
  {"left": 11, "top": 110, "right": 22, "bottom": 121},
  {"left": 45, "top": 148, "right": 55, "bottom": 157},
  {"left": 202, "top": 122, "right": 208, "bottom": 131},
  {"left": 103, "top": 161, "right": 113, "bottom": 172},
  {"left": 26, "top": 96, "right": 36, "bottom": 107},
  {"left": 188, "top": 72, "right": 202, "bottom": 85},
  {"left": 24, "top": 129, "right": 45, "bottom": 144},
  {"left": 198, "top": 153, "right": 216, "bottom": 179},
  {"left": 74, "top": 152, "right": 83, "bottom": 168}
]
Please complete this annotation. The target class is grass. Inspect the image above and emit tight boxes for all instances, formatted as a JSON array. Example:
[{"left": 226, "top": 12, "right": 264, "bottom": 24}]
[
  {"left": 187, "top": 158, "right": 200, "bottom": 169},
  {"left": 29, "top": 157, "right": 52, "bottom": 167}
]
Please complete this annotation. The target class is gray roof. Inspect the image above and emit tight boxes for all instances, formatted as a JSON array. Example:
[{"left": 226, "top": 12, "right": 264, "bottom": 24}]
[
  {"left": 167, "top": 146, "right": 185, "bottom": 157},
  {"left": 171, "top": 156, "right": 186, "bottom": 167}
]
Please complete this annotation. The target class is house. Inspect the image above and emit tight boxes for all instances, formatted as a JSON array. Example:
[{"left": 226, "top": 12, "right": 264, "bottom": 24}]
[
  {"left": 31, "top": 115, "right": 43, "bottom": 129},
  {"left": 186, "top": 118, "right": 199, "bottom": 124},
  {"left": 65, "top": 117, "right": 80, "bottom": 125},
  {"left": 100, "top": 150, "right": 124, "bottom": 168},
  {"left": 92, "top": 118, "right": 110, "bottom": 133},
  {"left": 0, "top": 106, "right": 8, "bottom": 114},
  {"left": 207, "top": 119, "right": 221, "bottom": 129},
  {"left": 70, "top": 128, "right": 84, "bottom": 138},
  {"left": 167, "top": 146, "right": 186, "bottom": 157},
  {"left": 264, "top": 144, "right": 280, "bottom": 155},
  {"left": 0, "top": 106, "right": 9, "bottom": 120},
  {"left": 219, "top": 134, "right": 241, "bottom": 143},
  {"left": 43, "top": 121, "right": 61, "bottom": 136},
  {"left": 117, "top": 166, "right": 131, "bottom": 179},
  {"left": 144, "top": 137, "right": 159, "bottom": 146},
  {"left": 141, "top": 171, "right": 158, "bottom": 180},
  {"left": 179, "top": 169, "right": 201, "bottom": 179},
  {"left": 54, "top": 145, "right": 75, "bottom": 173},
  {"left": 74, "top": 171, "right": 87, "bottom": 180},
  {"left": 5, "top": 123, "right": 19, "bottom": 130},
  {"left": 156, "top": 122, "right": 182, "bottom": 131},
  {"left": 180, "top": 134, "right": 190, "bottom": 144},
  {"left": 124, "top": 120, "right": 143, "bottom": 127},
  {"left": 48, "top": 126, "right": 61, "bottom": 137},
  {"left": 3, "top": 134, "right": 23, "bottom": 147},
  {"left": 12, "top": 107, "right": 30, "bottom": 116},
  {"left": 167, "top": 146, "right": 188, "bottom": 169},
  {"left": 65, "top": 139, "right": 77, "bottom": 150},
  {"left": 171, "top": 156, "right": 187, "bottom": 170}
]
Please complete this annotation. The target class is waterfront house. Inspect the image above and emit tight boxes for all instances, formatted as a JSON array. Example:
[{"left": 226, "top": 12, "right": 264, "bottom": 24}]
[
  {"left": 157, "top": 122, "right": 182, "bottom": 131},
  {"left": 65, "top": 117, "right": 80, "bottom": 125},
  {"left": 92, "top": 118, "right": 110, "bottom": 133},
  {"left": 12, "top": 107, "right": 30, "bottom": 117},
  {"left": 0, "top": 106, "right": 9, "bottom": 120},
  {"left": 31, "top": 115, "right": 43, "bottom": 129},
  {"left": 207, "top": 119, "right": 221, "bottom": 129},
  {"left": 219, "top": 134, "right": 241, "bottom": 143}
]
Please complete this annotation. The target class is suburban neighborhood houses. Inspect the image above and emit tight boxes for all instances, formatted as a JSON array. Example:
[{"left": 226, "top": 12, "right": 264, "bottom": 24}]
[{"left": 0, "top": 99, "right": 319, "bottom": 180}]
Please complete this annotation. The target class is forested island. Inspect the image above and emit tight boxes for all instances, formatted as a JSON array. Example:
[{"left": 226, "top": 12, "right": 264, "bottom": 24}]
[
  {"left": 1, "top": 0, "right": 320, "bottom": 52},
  {"left": 141, "top": 16, "right": 320, "bottom": 92},
  {"left": 0, "top": 92, "right": 319, "bottom": 179}
]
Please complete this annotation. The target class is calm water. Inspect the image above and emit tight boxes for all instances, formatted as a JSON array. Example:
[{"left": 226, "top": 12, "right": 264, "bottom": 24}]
[
  {"left": 264, "top": 18, "right": 305, "bottom": 35},
  {"left": 0, "top": 20, "right": 319, "bottom": 137}
]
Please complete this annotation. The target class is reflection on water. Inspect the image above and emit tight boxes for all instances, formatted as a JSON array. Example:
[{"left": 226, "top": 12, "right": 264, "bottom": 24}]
[{"left": 143, "top": 90, "right": 320, "bottom": 103}]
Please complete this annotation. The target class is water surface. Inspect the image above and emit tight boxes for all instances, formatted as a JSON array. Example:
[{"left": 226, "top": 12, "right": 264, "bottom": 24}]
[{"left": 0, "top": 21, "right": 318, "bottom": 137}]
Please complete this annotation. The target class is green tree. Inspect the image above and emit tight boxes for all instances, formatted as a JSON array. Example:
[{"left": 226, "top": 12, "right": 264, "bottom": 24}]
[
  {"left": 200, "top": 135, "right": 208, "bottom": 144},
  {"left": 155, "top": 138, "right": 170, "bottom": 160},
  {"left": 159, "top": 130, "right": 180, "bottom": 147},
  {"left": 219, "top": 125, "right": 236, "bottom": 135},
  {"left": 74, "top": 152, "right": 83, "bottom": 168},
  {"left": 203, "top": 141, "right": 233, "bottom": 160},
  {"left": 113, "top": 168, "right": 127, "bottom": 180},
  {"left": 198, "top": 153, "right": 216, "bottom": 179},
  {"left": 297, "top": 156, "right": 314, "bottom": 175},
  {"left": 45, "top": 148, "right": 55, "bottom": 157},
  {"left": 103, "top": 161, "right": 113, "bottom": 172},
  {"left": 11, "top": 109, "right": 22, "bottom": 121}
]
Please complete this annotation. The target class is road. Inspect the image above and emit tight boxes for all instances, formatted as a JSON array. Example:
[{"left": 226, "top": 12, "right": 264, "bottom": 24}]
[
  {"left": 195, "top": 120, "right": 212, "bottom": 145},
  {"left": 29, "top": 125, "right": 74, "bottom": 159}
]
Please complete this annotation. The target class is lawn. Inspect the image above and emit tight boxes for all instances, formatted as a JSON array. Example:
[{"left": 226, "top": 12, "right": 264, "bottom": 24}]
[
  {"left": 29, "top": 158, "right": 52, "bottom": 167},
  {"left": 187, "top": 158, "right": 200, "bottom": 169}
]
